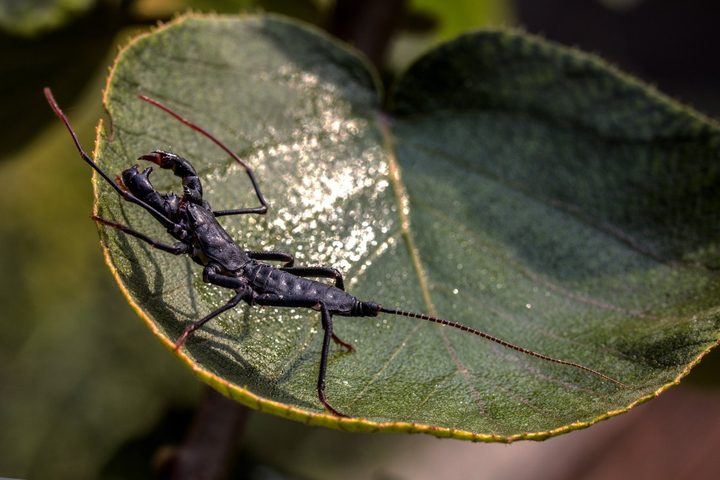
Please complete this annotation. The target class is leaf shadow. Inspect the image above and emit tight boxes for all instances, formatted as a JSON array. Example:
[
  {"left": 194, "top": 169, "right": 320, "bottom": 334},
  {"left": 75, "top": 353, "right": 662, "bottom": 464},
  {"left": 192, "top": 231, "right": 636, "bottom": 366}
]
[
  {"left": 185, "top": 325, "right": 321, "bottom": 411},
  {"left": 106, "top": 207, "right": 199, "bottom": 337}
]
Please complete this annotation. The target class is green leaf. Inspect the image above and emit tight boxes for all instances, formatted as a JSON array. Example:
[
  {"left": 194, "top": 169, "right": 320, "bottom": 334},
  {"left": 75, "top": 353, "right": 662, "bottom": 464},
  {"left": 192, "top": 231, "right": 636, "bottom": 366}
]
[
  {"left": 410, "top": 0, "right": 513, "bottom": 39},
  {"left": 0, "top": 0, "right": 96, "bottom": 36},
  {"left": 94, "top": 14, "right": 720, "bottom": 441}
]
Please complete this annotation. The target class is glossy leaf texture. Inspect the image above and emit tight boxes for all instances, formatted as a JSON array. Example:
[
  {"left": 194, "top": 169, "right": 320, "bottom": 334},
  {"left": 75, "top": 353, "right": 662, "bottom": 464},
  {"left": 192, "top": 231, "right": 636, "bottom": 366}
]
[{"left": 94, "top": 14, "right": 720, "bottom": 441}]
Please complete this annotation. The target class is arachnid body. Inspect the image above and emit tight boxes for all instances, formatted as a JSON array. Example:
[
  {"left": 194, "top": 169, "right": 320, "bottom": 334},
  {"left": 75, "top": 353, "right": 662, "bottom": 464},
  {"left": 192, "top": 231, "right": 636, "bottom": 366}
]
[{"left": 45, "top": 88, "right": 626, "bottom": 417}]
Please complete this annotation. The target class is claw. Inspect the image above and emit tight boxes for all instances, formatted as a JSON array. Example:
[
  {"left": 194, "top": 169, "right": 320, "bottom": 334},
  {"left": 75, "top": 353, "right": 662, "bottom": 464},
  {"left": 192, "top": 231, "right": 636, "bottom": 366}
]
[
  {"left": 139, "top": 150, "right": 195, "bottom": 175},
  {"left": 139, "top": 150, "right": 203, "bottom": 204},
  {"left": 139, "top": 150, "right": 172, "bottom": 168},
  {"left": 120, "top": 164, "right": 181, "bottom": 219},
  {"left": 122, "top": 164, "right": 155, "bottom": 197}
]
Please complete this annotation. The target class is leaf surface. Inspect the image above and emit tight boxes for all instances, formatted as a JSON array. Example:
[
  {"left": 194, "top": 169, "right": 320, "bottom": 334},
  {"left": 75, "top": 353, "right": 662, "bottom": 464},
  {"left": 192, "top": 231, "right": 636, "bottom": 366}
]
[{"left": 95, "top": 14, "right": 720, "bottom": 440}]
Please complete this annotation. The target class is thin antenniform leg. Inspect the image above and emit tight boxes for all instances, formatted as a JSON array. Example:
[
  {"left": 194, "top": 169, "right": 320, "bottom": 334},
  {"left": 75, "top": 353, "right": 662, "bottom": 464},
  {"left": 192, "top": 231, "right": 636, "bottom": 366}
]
[
  {"left": 44, "top": 88, "right": 184, "bottom": 233},
  {"left": 92, "top": 216, "right": 190, "bottom": 255},
  {"left": 378, "top": 307, "right": 629, "bottom": 389},
  {"left": 280, "top": 266, "right": 345, "bottom": 290},
  {"left": 137, "top": 95, "right": 268, "bottom": 217}
]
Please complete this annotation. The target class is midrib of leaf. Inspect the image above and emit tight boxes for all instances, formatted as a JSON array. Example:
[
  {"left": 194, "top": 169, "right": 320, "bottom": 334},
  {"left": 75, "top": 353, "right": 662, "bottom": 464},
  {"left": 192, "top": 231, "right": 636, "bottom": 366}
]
[
  {"left": 378, "top": 114, "right": 437, "bottom": 317},
  {"left": 387, "top": 141, "right": 681, "bottom": 361},
  {"left": 378, "top": 111, "right": 520, "bottom": 427},
  {"left": 392, "top": 136, "right": 720, "bottom": 339},
  {"left": 339, "top": 114, "right": 435, "bottom": 409}
]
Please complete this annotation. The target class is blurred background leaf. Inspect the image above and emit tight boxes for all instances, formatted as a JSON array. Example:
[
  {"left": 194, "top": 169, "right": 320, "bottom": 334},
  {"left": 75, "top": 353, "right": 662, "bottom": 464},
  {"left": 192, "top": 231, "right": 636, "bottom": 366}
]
[{"left": 0, "top": 0, "right": 98, "bottom": 36}]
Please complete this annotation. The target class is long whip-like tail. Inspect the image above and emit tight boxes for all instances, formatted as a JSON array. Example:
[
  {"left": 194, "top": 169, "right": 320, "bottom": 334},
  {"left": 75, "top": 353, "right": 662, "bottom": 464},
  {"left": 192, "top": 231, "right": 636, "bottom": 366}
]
[{"left": 378, "top": 306, "right": 629, "bottom": 389}]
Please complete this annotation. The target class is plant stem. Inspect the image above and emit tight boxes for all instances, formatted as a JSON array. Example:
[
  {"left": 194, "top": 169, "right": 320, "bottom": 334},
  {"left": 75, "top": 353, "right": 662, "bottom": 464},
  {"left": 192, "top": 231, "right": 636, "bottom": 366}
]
[
  {"left": 328, "top": 0, "right": 407, "bottom": 71},
  {"left": 158, "top": 387, "right": 250, "bottom": 480}
]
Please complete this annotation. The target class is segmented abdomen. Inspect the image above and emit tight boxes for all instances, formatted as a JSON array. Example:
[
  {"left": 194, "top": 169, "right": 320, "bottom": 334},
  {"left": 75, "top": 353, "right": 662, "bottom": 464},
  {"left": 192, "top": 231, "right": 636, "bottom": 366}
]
[{"left": 241, "top": 261, "right": 358, "bottom": 315}]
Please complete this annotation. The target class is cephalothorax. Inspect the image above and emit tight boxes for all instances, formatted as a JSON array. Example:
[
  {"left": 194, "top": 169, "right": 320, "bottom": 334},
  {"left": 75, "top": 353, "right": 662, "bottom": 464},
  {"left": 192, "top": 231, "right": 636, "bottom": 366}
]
[{"left": 45, "top": 88, "right": 627, "bottom": 417}]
